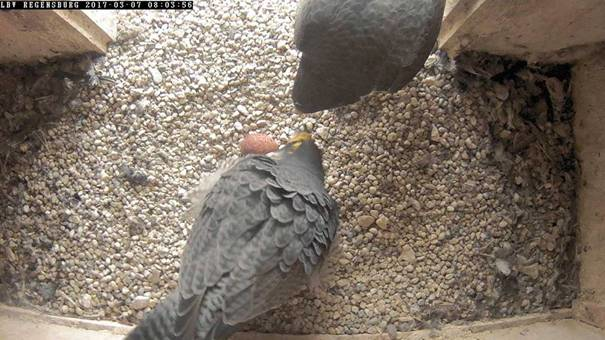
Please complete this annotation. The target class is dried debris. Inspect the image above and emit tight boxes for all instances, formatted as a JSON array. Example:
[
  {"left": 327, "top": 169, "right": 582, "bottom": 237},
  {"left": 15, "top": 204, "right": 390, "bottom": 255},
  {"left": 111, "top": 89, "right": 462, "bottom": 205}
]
[
  {"left": 0, "top": 54, "right": 103, "bottom": 171},
  {"left": 454, "top": 50, "right": 578, "bottom": 317},
  {"left": 118, "top": 164, "right": 152, "bottom": 186}
]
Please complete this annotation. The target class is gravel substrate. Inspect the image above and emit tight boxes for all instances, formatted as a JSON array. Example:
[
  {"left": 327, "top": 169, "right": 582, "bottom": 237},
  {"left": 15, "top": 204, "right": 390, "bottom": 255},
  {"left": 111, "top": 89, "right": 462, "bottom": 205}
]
[{"left": 0, "top": 2, "right": 577, "bottom": 336}]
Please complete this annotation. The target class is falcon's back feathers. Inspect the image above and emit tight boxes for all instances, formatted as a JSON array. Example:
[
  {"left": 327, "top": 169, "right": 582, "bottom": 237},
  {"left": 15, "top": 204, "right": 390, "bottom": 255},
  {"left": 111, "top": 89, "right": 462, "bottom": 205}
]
[{"left": 126, "top": 136, "right": 339, "bottom": 340}]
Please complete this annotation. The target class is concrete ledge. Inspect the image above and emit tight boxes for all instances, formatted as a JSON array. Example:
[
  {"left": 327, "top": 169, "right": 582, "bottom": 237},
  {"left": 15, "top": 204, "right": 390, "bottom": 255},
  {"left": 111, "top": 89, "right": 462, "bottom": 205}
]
[
  {"left": 574, "top": 302, "right": 605, "bottom": 330},
  {"left": 3, "top": 304, "right": 605, "bottom": 339},
  {"left": 234, "top": 309, "right": 574, "bottom": 339},
  {"left": 466, "top": 309, "right": 573, "bottom": 333},
  {"left": 0, "top": 304, "right": 131, "bottom": 335},
  {"left": 0, "top": 304, "right": 578, "bottom": 340}
]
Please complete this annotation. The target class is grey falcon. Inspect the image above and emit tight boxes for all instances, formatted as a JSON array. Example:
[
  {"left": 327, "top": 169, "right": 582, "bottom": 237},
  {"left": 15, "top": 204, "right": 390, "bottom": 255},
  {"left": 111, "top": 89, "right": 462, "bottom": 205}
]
[
  {"left": 292, "top": 0, "right": 446, "bottom": 113},
  {"left": 125, "top": 132, "right": 340, "bottom": 340}
]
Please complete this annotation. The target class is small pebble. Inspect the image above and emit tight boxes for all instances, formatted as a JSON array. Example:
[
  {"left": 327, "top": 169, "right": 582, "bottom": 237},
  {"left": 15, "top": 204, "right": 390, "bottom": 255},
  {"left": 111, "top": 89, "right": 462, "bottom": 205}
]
[
  {"left": 149, "top": 67, "right": 163, "bottom": 84},
  {"left": 79, "top": 294, "right": 93, "bottom": 309},
  {"left": 358, "top": 215, "right": 375, "bottom": 228},
  {"left": 130, "top": 296, "right": 150, "bottom": 310}
]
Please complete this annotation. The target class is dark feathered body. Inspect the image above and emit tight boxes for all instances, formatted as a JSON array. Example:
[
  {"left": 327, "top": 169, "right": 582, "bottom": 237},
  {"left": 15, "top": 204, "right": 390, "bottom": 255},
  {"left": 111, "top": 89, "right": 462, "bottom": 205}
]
[
  {"left": 293, "top": 0, "right": 446, "bottom": 112},
  {"left": 126, "top": 139, "right": 339, "bottom": 340}
]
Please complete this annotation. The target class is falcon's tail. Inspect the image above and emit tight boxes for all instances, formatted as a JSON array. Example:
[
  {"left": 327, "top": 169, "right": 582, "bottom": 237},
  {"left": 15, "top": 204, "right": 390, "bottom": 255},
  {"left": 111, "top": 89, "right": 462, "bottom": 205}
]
[
  {"left": 125, "top": 291, "right": 240, "bottom": 340},
  {"left": 125, "top": 292, "right": 179, "bottom": 340}
]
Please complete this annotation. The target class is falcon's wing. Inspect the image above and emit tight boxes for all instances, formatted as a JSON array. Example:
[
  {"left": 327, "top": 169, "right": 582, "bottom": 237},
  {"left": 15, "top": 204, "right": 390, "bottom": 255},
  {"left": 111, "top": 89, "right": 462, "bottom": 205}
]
[
  {"left": 185, "top": 156, "right": 240, "bottom": 222},
  {"left": 175, "top": 156, "right": 338, "bottom": 339}
]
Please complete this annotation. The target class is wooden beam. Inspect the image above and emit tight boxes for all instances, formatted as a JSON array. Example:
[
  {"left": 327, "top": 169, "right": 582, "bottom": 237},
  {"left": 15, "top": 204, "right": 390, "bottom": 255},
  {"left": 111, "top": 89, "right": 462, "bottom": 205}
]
[
  {"left": 572, "top": 49, "right": 605, "bottom": 330},
  {"left": 0, "top": 10, "right": 115, "bottom": 64},
  {"left": 438, "top": 0, "right": 605, "bottom": 63}
]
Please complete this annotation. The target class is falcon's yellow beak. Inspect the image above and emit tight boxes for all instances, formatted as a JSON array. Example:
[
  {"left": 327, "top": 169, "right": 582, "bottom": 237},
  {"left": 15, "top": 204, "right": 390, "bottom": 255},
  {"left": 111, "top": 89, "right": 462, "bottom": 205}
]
[{"left": 287, "top": 132, "right": 314, "bottom": 151}]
